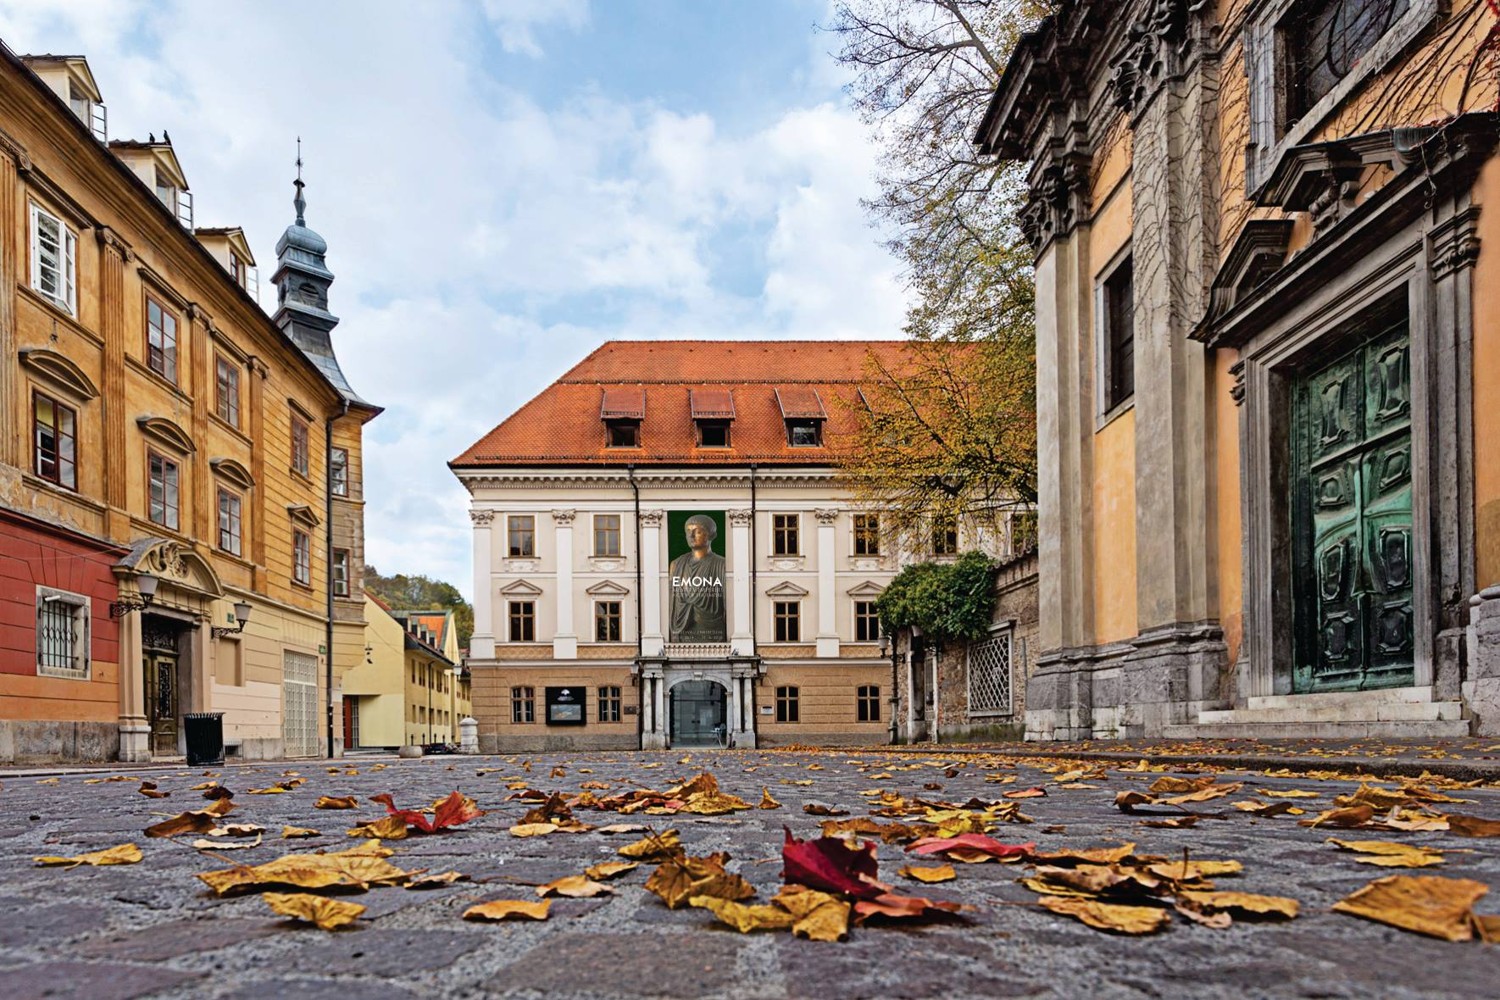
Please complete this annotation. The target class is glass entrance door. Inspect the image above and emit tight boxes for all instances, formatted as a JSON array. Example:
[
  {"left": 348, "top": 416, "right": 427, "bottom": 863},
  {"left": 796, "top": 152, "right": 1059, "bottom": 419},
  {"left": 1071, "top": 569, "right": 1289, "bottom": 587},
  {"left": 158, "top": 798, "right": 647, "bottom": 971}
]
[{"left": 669, "top": 680, "right": 727, "bottom": 747}]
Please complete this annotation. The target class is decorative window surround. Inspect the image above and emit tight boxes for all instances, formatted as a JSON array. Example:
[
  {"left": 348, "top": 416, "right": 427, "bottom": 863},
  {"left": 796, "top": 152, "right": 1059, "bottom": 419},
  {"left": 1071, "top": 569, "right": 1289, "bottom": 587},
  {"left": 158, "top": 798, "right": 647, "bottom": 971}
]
[{"left": 1243, "top": 0, "right": 1446, "bottom": 196}]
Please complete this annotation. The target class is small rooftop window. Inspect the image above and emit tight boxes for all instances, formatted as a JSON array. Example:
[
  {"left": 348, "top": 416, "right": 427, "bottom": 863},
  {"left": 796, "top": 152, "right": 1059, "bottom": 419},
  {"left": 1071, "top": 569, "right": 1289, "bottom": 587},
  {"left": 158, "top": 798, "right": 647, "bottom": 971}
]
[{"left": 606, "top": 419, "right": 640, "bottom": 448}]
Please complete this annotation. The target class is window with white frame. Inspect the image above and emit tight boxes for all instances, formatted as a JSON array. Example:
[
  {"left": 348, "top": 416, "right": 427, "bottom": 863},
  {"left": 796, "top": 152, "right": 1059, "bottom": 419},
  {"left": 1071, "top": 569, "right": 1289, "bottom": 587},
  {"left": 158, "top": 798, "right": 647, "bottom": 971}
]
[
  {"left": 148, "top": 451, "right": 180, "bottom": 530},
  {"left": 330, "top": 447, "right": 349, "bottom": 496},
  {"left": 217, "top": 489, "right": 242, "bottom": 556},
  {"left": 293, "top": 529, "right": 311, "bottom": 586},
  {"left": 332, "top": 549, "right": 350, "bottom": 598},
  {"left": 30, "top": 204, "right": 77, "bottom": 315},
  {"left": 967, "top": 628, "right": 1014, "bottom": 715},
  {"left": 36, "top": 586, "right": 89, "bottom": 679}
]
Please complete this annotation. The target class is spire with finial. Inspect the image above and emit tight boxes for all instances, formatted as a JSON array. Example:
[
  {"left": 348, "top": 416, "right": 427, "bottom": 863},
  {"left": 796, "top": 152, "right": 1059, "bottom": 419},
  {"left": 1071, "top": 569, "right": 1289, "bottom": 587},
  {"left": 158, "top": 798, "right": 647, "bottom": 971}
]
[{"left": 293, "top": 136, "right": 306, "bottom": 225}]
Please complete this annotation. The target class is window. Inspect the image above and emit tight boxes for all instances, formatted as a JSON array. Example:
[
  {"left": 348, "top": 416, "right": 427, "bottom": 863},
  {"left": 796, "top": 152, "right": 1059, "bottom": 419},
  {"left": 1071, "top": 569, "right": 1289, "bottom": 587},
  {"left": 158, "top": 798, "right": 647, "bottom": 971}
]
[
  {"left": 508, "top": 601, "right": 536, "bottom": 642},
  {"left": 1283, "top": 0, "right": 1409, "bottom": 131},
  {"left": 217, "top": 489, "right": 242, "bottom": 556},
  {"left": 697, "top": 420, "right": 731, "bottom": 447},
  {"left": 30, "top": 204, "right": 77, "bottom": 315},
  {"left": 594, "top": 514, "right": 622, "bottom": 556},
  {"left": 229, "top": 251, "right": 246, "bottom": 289},
  {"left": 786, "top": 419, "right": 822, "bottom": 447},
  {"left": 606, "top": 420, "right": 639, "bottom": 448},
  {"left": 215, "top": 356, "right": 240, "bottom": 427},
  {"left": 508, "top": 515, "right": 535, "bottom": 557},
  {"left": 774, "top": 601, "right": 801, "bottom": 643},
  {"left": 1102, "top": 255, "right": 1135, "bottom": 412},
  {"left": 857, "top": 685, "right": 881, "bottom": 723},
  {"left": 852, "top": 514, "right": 880, "bottom": 556},
  {"left": 330, "top": 448, "right": 348, "bottom": 496},
  {"left": 36, "top": 587, "right": 89, "bottom": 680},
  {"left": 146, "top": 297, "right": 178, "bottom": 384},
  {"left": 598, "top": 685, "right": 622, "bottom": 723},
  {"left": 931, "top": 516, "right": 958, "bottom": 556},
  {"left": 967, "top": 630, "right": 1014, "bottom": 715},
  {"left": 293, "top": 530, "right": 311, "bottom": 586},
  {"left": 772, "top": 513, "right": 799, "bottom": 556},
  {"left": 775, "top": 686, "right": 799, "bottom": 723},
  {"left": 68, "top": 82, "right": 90, "bottom": 122},
  {"left": 854, "top": 601, "right": 881, "bottom": 643},
  {"left": 595, "top": 600, "right": 622, "bottom": 642},
  {"left": 290, "top": 414, "right": 310, "bottom": 477},
  {"left": 148, "top": 452, "right": 180, "bottom": 530},
  {"left": 511, "top": 685, "right": 535, "bottom": 723},
  {"left": 332, "top": 549, "right": 350, "bottom": 598},
  {"left": 32, "top": 392, "right": 76, "bottom": 490},
  {"left": 155, "top": 169, "right": 176, "bottom": 211}
]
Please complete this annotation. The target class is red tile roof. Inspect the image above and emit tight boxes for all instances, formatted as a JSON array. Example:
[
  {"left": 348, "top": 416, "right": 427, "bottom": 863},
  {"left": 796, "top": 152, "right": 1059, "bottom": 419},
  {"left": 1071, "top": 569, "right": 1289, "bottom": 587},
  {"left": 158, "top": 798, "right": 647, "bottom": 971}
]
[{"left": 451, "top": 340, "right": 913, "bottom": 468}]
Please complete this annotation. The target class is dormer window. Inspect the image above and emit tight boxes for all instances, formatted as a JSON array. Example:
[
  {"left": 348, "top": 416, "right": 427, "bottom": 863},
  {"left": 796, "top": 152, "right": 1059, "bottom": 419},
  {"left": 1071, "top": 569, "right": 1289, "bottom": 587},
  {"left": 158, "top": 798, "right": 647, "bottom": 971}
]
[
  {"left": 154, "top": 168, "right": 192, "bottom": 228},
  {"left": 697, "top": 421, "right": 731, "bottom": 448},
  {"left": 67, "top": 81, "right": 106, "bottom": 141},
  {"left": 600, "top": 387, "right": 645, "bottom": 449},
  {"left": 689, "top": 388, "right": 734, "bottom": 448},
  {"left": 774, "top": 386, "right": 827, "bottom": 448}
]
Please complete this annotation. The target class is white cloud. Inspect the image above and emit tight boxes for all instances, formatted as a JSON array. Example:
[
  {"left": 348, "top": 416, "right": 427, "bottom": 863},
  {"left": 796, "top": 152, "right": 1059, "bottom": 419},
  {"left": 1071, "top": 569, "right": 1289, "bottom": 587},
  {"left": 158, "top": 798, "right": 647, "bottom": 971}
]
[{"left": 0, "top": 0, "right": 909, "bottom": 600}]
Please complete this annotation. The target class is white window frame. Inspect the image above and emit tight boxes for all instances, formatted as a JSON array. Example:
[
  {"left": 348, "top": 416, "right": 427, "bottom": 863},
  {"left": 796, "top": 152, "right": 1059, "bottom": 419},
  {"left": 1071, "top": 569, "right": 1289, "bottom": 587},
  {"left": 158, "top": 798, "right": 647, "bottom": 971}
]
[
  {"left": 36, "top": 585, "right": 90, "bottom": 680},
  {"left": 29, "top": 203, "right": 77, "bottom": 316},
  {"left": 1243, "top": 0, "right": 1444, "bottom": 194},
  {"left": 332, "top": 548, "right": 350, "bottom": 598}
]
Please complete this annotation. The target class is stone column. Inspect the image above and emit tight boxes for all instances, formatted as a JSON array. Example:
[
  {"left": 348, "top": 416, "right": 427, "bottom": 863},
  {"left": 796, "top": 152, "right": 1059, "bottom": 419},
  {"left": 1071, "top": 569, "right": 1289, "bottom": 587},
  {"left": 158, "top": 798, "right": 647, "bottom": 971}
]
[
  {"left": 469, "top": 510, "right": 495, "bottom": 659},
  {"left": 116, "top": 596, "right": 149, "bottom": 762},
  {"left": 97, "top": 228, "right": 133, "bottom": 542},
  {"left": 641, "top": 665, "right": 666, "bottom": 749},
  {"left": 0, "top": 131, "right": 26, "bottom": 470},
  {"left": 640, "top": 510, "right": 664, "bottom": 655},
  {"left": 813, "top": 509, "right": 839, "bottom": 657},
  {"left": 727, "top": 510, "right": 753, "bottom": 653},
  {"left": 551, "top": 509, "right": 577, "bottom": 659}
]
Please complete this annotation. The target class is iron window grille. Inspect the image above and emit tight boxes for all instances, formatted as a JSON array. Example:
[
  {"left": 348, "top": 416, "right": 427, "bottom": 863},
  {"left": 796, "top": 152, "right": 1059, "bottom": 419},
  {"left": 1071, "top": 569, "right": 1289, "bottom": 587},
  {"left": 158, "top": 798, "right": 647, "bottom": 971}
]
[
  {"left": 1282, "top": 0, "right": 1409, "bottom": 132},
  {"left": 36, "top": 587, "right": 89, "bottom": 680},
  {"left": 967, "top": 630, "right": 1015, "bottom": 716}
]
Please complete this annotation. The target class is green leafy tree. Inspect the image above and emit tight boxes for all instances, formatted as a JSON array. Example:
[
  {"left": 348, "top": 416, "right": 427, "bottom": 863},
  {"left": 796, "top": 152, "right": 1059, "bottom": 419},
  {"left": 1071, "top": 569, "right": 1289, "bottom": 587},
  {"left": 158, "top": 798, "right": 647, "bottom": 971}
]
[
  {"left": 877, "top": 551, "right": 997, "bottom": 641},
  {"left": 363, "top": 565, "right": 474, "bottom": 652}
]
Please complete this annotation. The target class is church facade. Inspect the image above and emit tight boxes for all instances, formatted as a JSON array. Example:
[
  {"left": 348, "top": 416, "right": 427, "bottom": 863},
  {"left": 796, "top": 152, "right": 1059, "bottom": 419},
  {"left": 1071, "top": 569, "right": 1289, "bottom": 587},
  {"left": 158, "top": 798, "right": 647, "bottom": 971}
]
[{"left": 452, "top": 340, "right": 966, "bottom": 751}]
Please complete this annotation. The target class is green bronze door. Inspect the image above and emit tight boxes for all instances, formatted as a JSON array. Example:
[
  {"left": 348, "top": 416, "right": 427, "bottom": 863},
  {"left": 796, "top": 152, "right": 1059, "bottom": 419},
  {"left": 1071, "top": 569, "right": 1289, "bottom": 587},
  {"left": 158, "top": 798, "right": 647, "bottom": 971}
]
[{"left": 1291, "top": 317, "right": 1414, "bottom": 694}]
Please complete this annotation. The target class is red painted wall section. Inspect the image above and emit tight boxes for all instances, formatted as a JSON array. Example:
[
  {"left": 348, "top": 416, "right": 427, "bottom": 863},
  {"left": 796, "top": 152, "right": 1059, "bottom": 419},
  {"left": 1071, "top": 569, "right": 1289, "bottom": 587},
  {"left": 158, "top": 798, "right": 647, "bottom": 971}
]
[{"left": 0, "top": 513, "right": 123, "bottom": 722}]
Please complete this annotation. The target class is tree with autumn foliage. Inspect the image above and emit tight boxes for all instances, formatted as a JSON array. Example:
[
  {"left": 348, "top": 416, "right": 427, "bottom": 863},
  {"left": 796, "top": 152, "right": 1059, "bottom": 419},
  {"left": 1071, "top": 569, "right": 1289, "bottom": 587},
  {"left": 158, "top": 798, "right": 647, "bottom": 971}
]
[{"left": 826, "top": 0, "right": 1044, "bottom": 539}]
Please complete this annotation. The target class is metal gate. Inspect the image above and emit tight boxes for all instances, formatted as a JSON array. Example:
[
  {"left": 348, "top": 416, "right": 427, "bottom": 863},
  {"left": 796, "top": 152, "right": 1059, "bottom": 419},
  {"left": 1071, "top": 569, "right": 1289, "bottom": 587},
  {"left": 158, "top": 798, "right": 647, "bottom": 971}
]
[{"left": 283, "top": 651, "right": 320, "bottom": 757}]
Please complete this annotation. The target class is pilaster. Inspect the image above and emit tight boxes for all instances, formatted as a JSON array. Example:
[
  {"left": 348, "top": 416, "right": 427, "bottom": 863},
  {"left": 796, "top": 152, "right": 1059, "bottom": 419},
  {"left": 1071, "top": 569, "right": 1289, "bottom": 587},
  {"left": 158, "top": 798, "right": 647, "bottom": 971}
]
[
  {"left": 247, "top": 357, "right": 269, "bottom": 591},
  {"left": 469, "top": 509, "right": 495, "bottom": 659},
  {"left": 640, "top": 509, "right": 664, "bottom": 655},
  {"left": 0, "top": 132, "right": 24, "bottom": 469},
  {"left": 727, "top": 509, "right": 753, "bottom": 653},
  {"left": 116, "top": 604, "right": 149, "bottom": 762},
  {"left": 814, "top": 507, "right": 839, "bottom": 657},
  {"left": 97, "top": 227, "right": 133, "bottom": 540},
  {"left": 188, "top": 304, "right": 212, "bottom": 542},
  {"left": 551, "top": 509, "right": 576, "bottom": 659}
]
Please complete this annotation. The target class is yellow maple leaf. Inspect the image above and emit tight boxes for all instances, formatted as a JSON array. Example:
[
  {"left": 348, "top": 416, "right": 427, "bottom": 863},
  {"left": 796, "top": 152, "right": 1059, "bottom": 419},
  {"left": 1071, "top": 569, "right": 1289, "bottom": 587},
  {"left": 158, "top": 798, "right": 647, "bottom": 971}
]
[
  {"left": 463, "top": 898, "right": 551, "bottom": 922},
  {"left": 618, "top": 829, "right": 681, "bottom": 860},
  {"left": 314, "top": 795, "right": 359, "bottom": 810},
  {"left": 773, "top": 885, "right": 850, "bottom": 942},
  {"left": 584, "top": 861, "right": 639, "bottom": 880},
  {"left": 689, "top": 895, "right": 796, "bottom": 933},
  {"left": 34, "top": 843, "right": 143, "bottom": 868},
  {"left": 281, "top": 826, "right": 321, "bottom": 839},
  {"left": 1038, "top": 896, "right": 1170, "bottom": 934},
  {"left": 759, "top": 787, "right": 782, "bottom": 810},
  {"left": 264, "top": 891, "right": 365, "bottom": 930},
  {"left": 898, "top": 864, "right": 957, "bottom": 884},
  {"left": 536, "top": 875, "right": 615, "bottom": 898},
  {"left": 1333, "top": 875, "right": 1488, "bottom": 941},
  {"left": 1175, "top": 890, "right": 1298, "bottom": 920},
  {"left": 1327, "top": 838, "right": 1445, "bottom": 868},
  {"left": 196, "top": 840, "right": 409, "bottom": 896},
  {"left": 347, "top": 816, "right": 409, "bottom": 840}
]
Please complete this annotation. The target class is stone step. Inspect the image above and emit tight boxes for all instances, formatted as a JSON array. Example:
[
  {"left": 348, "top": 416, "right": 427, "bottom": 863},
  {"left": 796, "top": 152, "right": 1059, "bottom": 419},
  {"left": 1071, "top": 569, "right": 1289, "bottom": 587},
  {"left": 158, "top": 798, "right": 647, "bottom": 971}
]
[
  {"left": 1245, "top": 686, "right": 1436, "bottom": 712},
  {"left": 1162, "top": 718, "right": 1471, "bottom": 740},
  {"left": 1196, "top": 699, "right": 1464, "bottom": 725}
]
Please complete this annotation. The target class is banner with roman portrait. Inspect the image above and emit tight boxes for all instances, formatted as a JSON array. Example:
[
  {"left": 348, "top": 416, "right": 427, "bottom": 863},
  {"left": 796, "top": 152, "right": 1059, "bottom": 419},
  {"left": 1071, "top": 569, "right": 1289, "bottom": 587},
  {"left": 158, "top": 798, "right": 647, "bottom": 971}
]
[{"left": 667, "top": 510, "right": 727, "bottom": 643}]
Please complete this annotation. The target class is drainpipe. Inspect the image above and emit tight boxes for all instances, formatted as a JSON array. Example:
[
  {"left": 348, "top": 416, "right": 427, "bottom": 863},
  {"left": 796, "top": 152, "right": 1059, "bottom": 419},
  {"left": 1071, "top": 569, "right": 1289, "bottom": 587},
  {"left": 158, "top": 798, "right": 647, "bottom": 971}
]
[
  {"left": 629, "top": 465, "right": 643, "bottom": 746},
  {"left": 748, "top": 463, "right": 758, "bottom": 731},
  {"left": 324, "top": 402, "right": 347, "bottom": 759}
]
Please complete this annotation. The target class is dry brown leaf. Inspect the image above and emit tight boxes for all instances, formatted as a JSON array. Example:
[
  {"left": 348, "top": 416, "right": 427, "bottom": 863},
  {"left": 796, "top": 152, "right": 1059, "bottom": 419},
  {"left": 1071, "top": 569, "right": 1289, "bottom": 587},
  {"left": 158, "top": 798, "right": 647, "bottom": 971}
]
[
  {"left": 1162, "top": 783, "right": 1243, "bottom": 805},
  {"left": 347, "top": 816, "right": 409, "bottom": 840},
  {"left": 264, "top": 891, "right": 365, "bottom": 930},
  {"left": 196, "top": 839, "right": 411, "bottom": 896},
  {"left": 645, "top": 857, "right": 755, "bottom": 909},
  {"left": 34, "top": 843, "right": 143, "bottom": 868},
  {"left": 689, "top": 895, "right": 796, "bottom": 933},
  {"left": 144, "top": 798, "right": 236, "bottom": 838},
  {"left": 1148, "top": 775, "right": 1218, "bottom": 795},
  {"left": 1038, "top": 896, "right": 1170, "bottom": 934},
  {"left": 406, "top": 870, "right": 470, "bottom": 889},
  {"left": 595, "top": 823, "right": 648, "bottom": 835},
  {"left": 191, "top": 834, "right": 262, "bottom": 851},
  {"left": 1145, "top": 859, "right": 1243, "bottom": 881},
  {"left": 584, "top": 861, "right": 639, "bottom": 880},
  {"left": 1299, "top": 805, "right": 1376, "bottom": 829},
  {"left": 206, "top": 824, "right": 264, "bottom": 838},
  {"left": 1327, "top": 838, "right": 1445, "bottom": 868},
  {"left": 1033, "top": 843, "right": 1136, "bottom": 866},
  {"left": 618, "top": 829, "right": 682, "bottom": 860},
  {"left": 463, "top": 898, "right": 551, "bottom": 922},
  {"left": 1176, "top": 890, "right": 1298, "bottom": 919},
  {"left": 802, "top": 802, "right": 849, "bottom": 816},
  {"left": 773, "top": 885, "right": 851, "bottom": 942},
  {"left": 138, "top": 781, "right": 170, "bottom": 799},
  {"left": 1258, "top": 788, "right": 1320, "bottom": 798},
  {"left": 1447, "top": 814, "right": 1500, "bottom": 838},
  {"left": 1333, "top": 875, "right": 1489, "bottom": 941},
  {"left": 898, "top": 864, "right": 957, "bottom": 884},
  {"left": 1233, "top": 800, "right": 1296, "bottom": 817},
  {"left": 536, "top": 875, "right": 615, "bottom": 898},
  {"left": 759, "top": 788, "right": 782, "bottom": 810},
  {"left": 281, "top": 826, "right": 321, "bottom": 839},
  {"left": 1140, "top": 816, "right": 1200, "bottom": 829},
  {"left": 314, "top": 795, "right": 359, "bottom": 810}
]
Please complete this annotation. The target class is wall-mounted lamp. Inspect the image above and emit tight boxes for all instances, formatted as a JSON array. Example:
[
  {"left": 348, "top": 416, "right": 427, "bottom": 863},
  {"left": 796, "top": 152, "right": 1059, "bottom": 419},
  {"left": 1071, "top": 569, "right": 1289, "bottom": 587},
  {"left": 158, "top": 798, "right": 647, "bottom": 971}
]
[
  {"left": 109, "top": 574, "right": 159, "bottom": 618},
  {"left": 211, "top": 601, "right": 253, "bottom": 639}
]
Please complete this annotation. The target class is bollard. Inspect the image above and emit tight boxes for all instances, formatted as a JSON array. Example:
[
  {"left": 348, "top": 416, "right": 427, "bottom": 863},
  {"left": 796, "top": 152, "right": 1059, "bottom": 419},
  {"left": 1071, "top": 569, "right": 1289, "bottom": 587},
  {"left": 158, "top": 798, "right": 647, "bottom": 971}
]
[{"left": 459, "top": 716, "right": 479, "bottom": 755}]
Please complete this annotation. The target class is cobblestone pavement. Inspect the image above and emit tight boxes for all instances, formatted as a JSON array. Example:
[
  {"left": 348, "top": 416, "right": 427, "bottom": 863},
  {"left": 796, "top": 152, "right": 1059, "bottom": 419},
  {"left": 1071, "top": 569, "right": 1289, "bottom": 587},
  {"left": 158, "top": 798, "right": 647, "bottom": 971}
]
[{"left": 1, "top": 748, "right": 1497, "bottom": 1000}]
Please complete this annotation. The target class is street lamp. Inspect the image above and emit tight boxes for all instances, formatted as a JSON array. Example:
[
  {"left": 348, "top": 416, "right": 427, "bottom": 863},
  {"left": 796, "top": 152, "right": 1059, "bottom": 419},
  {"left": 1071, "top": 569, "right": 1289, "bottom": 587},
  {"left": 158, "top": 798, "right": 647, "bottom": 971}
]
[
  {"left": 211, "top": 601, "right": 253, "bottom": 638},
  {"left": 109, "top": 573, "right": 159, "bottom": 618}
]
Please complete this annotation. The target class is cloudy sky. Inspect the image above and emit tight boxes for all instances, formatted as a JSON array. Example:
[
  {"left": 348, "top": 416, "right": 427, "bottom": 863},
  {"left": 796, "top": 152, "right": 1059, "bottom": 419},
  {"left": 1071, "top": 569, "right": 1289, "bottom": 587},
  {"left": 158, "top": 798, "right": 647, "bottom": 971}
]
[{"left": 0, "top": 0, "right": 908, "bottom": 598}]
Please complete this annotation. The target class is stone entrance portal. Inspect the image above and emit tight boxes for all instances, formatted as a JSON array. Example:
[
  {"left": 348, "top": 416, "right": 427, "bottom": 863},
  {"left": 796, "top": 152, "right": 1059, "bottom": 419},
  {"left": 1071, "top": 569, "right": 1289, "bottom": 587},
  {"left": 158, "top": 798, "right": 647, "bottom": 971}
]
[{"left": 669, "top": 679, "right": 727, "bottom": 747}]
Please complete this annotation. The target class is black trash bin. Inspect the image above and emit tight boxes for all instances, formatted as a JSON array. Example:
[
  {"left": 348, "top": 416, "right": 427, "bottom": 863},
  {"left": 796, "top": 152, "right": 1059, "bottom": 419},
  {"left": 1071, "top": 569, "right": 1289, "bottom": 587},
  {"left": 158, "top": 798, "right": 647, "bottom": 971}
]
[{"left": 184, "top": 712, "right": 225, "bottom": 766}]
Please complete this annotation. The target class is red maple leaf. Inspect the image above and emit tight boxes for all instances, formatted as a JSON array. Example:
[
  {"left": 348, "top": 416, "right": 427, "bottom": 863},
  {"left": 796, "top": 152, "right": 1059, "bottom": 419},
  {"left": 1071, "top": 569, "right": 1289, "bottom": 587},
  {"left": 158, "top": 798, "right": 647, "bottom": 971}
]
[
  {"left": 906, "top": 834, "right": 1033, "bottom": 860},
  {"left": 781, "top": 828, "right": 890, "bottom": 900},
  {"left": 370, "top": 791, "right": 484, "bottom": 834}
]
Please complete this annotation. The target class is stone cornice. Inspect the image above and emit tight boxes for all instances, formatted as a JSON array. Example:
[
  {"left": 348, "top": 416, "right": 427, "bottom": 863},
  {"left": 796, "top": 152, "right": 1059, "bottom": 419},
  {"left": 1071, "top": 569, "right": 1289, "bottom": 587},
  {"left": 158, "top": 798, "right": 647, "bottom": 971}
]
[{"left": 455, "top": 466, "right": 840, "bottom": 492}]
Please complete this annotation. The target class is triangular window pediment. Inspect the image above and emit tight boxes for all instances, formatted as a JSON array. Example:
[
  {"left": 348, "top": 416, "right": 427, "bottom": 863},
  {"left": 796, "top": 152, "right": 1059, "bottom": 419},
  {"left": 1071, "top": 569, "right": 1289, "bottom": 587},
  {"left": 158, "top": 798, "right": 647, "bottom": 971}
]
[
  {"left": 586, "top": 580, "right": 630, "bottom": 597},
  {"left": 287, "top": 503, "right": 320, "bottom": 529},
  {"left": 500, "top": 579, "right": 543, "bottom": 596},
  {"left": 765, "top": 581, "right": 809, "bottom": 598},
  {"left": 846, "top": 580, "right": 884, "bottom": 598}
]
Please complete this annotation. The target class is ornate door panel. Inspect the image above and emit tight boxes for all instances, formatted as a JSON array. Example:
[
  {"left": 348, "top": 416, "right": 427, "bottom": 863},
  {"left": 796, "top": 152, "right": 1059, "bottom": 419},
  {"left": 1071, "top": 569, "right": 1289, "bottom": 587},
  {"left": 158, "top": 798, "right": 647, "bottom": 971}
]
[
  {"left": 1292, "top": 321, "right": 1414, "bottom": 693},
  {"left": 142, "top": 616, "right": 181, "bottom": 756}
]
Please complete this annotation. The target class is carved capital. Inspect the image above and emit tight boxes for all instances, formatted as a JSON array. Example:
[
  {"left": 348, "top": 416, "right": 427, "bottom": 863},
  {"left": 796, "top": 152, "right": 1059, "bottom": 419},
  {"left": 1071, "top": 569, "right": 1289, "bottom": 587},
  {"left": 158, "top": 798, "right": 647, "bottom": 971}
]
[
  {"left": 96, "top": 226, "right": 134, "bottom": 263},
  {"left": 0, "top": 126, "right": 31, "bottom": 172},
  {"left": 1021, "top": 153, "right": 1090, "bottom": 255},
  {"left": 550, "top": 508, "right": 576, "bottom": 526},
  {"left": 247, "top": 355, "right": 270, "bottom": 379},
  {"left": 1108, "top": 0, "right": 1212, "bottom": 115},
  {"left": 1431, "top": 206, "right": 1481, "bottom": 280},
  {"left": 726, "top": 509, "right": 752, "bottom": 528},
  {"left": 187, "top": 302, "right": 214, "bottom": 328},
  {"left": 813, "top": 508, "right": 840, "bottom": 526},
  {"left": 640, "top": 509, "right": 665, "bottom": 528},
  {"left": 469, "top": 509, "right": 496, "bottom": 527}
]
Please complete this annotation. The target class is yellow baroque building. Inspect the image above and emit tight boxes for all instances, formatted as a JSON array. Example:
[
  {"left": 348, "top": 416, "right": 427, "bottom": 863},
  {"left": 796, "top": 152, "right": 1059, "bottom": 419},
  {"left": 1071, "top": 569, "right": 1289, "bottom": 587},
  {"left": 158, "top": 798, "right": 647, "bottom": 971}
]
[
  {"left": 0, "top": 49, "right": 378, "bottom": 762},
  {"left": 980, "top": 0, "right": 1500, "bottom": 737}
]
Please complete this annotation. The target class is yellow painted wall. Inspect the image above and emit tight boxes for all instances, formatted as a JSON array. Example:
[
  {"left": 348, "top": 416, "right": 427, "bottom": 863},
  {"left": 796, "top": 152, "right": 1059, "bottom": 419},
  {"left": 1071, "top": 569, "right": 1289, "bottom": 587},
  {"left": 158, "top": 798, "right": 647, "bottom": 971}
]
[
  {"left": 1212, "top": 349, "right": 1244, "bottom": 665},
  {"left": 1091, "top": 409, "right": 1138, "bottom": 644}
]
